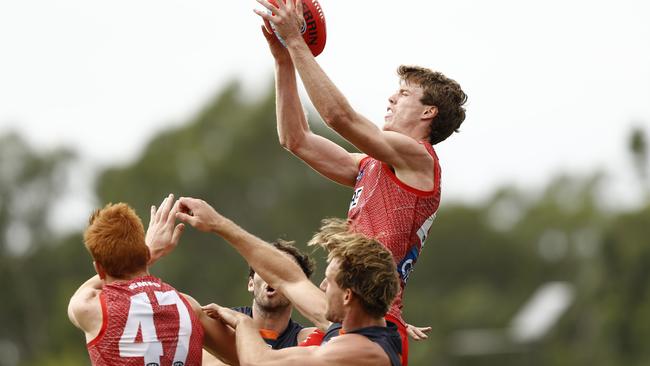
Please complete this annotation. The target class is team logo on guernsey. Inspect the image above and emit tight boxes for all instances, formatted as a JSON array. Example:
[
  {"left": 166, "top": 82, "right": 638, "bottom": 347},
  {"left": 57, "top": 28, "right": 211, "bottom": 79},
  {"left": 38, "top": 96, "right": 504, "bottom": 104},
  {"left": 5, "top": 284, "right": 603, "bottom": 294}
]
[
  {"left": 355, "top": 167, "right": 365, "bottom": 182},
  {"left": 398, "top": 246, "right": 420, "bottom": 283},
  {"left": 349, "top": 187, "right": 363, "bottom": 210}
]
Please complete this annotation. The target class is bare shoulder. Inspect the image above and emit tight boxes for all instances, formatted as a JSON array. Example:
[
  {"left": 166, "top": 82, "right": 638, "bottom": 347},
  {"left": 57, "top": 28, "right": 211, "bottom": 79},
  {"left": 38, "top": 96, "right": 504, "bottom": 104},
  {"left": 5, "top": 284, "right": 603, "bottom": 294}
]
[
  {"left": 382, "top": 131, "right": 433, "bottom": 161},
  {"left": 68, "top": 286, "right": 102, "bottom": 335},
  {"left": 319, "top": 333, "right": 391, "bottom": 366}
]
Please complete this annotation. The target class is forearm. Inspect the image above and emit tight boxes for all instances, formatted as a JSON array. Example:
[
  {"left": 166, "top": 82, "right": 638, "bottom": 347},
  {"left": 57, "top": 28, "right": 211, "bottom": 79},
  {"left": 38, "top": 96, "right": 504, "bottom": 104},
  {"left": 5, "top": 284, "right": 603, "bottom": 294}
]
[
  {"left": 235, "top": 318, "right": 314, "bottom": 366},
  {"left": 285, "top": 38, "right": 356, "bottom": 127},
  {"left": 211, "top": 218, "right": 305, "bottom": 287},
  {"left": 235, "top": 318, "right": 272, "bottom": 365},
  {"left": 276, "top": 61, "right": 310, "bottom": 151}
]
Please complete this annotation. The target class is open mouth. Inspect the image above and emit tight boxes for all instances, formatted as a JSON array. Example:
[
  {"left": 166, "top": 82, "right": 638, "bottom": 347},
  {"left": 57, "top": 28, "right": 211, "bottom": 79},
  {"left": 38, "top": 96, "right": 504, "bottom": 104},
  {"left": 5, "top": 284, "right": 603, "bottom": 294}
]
[{"left": 266, "top": 286, "right": 276, "bottom": 295}]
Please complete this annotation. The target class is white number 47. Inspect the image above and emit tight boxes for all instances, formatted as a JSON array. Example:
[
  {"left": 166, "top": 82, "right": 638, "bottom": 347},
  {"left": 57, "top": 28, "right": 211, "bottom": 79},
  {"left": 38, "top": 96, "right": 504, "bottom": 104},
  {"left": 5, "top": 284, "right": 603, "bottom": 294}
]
[{"left": 119, "top": 291, "right": 192, "bottom": 366}]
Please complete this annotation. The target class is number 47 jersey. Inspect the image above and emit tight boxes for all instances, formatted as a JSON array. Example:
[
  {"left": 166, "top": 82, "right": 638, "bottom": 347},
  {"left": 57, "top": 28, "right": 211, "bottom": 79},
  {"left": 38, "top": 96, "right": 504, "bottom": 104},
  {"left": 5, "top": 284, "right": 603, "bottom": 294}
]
[{"left": 87, "top": 275, "right": 204, "bottom": 366}]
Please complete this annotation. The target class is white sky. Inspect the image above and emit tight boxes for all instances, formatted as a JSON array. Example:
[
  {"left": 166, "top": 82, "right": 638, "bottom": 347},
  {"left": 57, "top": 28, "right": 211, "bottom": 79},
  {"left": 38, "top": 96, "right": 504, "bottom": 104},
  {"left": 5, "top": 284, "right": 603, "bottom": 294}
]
[{"left": 1, "top": 0, "right": 649, "bottom": 224}]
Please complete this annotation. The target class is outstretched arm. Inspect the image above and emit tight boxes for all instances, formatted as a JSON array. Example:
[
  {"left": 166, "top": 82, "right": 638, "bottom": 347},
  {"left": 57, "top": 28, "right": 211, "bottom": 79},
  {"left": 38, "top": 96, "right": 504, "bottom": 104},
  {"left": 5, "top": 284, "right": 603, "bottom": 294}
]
[
  {"left": 255, "top": 1, "right": 434, "bottom": 189},
  {"left": 260, "top": 24, "right": 363, "bottom": 187},
  {"left": 176, "top": 197, "right": 330, "bottom": 331}
]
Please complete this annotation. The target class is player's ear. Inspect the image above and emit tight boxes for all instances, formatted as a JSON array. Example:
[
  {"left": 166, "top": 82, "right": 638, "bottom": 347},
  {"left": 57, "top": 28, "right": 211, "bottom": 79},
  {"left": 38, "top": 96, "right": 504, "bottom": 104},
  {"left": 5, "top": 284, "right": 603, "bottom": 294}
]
[
  {"left": 94, "top": 261, "right": 106, "bottom": 280},
  {"left": 247, "top": 277, "right": 254, "bottom": 293},
  {"left": 343, "top": 288, "right": 353, "bottom": 305},
  {"left": 422, "top": 105, "right": 438, "bottom": 120}
]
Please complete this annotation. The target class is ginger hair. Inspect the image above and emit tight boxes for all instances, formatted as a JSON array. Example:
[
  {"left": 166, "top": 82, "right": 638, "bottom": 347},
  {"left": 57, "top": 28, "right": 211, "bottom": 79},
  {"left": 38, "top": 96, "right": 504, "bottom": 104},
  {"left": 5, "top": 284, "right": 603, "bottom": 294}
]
[{"left": 83, "top": 203, "right": 149, "bottom": 278}]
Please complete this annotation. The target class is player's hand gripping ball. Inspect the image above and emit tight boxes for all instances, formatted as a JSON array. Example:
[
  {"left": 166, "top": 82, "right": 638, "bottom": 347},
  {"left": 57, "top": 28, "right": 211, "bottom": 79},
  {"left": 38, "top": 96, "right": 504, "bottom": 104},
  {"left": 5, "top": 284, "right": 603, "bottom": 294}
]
[{"left": 265, "top": 0, "right": 327, "bottom": 56}]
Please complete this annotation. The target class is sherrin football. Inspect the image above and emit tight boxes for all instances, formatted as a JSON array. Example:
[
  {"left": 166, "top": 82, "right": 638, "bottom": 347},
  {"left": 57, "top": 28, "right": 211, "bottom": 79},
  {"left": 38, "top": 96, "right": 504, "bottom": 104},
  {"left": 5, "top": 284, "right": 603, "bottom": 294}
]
[{"left": 267, "top": 0, "right": 327, "bottom": 57}]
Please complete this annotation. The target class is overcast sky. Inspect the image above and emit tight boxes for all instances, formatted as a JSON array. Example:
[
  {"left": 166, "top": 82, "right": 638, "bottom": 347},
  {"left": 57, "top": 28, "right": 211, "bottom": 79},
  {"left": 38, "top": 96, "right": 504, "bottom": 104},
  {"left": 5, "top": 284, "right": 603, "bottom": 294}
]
[{"left": 1, "top": 0, "right": 649, "bottom": 229}]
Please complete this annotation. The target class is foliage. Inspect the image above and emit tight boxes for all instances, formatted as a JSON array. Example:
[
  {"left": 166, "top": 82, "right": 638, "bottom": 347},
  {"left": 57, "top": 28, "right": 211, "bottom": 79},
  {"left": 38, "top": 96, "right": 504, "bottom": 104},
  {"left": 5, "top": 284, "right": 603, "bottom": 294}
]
[{"left": 1, "top": 85, "right": 649, "bottom": 366}]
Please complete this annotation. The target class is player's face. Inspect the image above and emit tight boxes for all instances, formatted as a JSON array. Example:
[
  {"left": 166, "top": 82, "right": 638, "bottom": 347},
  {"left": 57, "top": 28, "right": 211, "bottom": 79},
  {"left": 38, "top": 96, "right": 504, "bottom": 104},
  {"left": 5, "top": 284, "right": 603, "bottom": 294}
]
[
  {"left": 384, "top": 81, "right": 429, "bottom": 133},
  {"left": 249, "top": 272, "right": 291, "bottom": 312},
  {"left": 321, "top": 259, "right": 345, "bottom": 323}
]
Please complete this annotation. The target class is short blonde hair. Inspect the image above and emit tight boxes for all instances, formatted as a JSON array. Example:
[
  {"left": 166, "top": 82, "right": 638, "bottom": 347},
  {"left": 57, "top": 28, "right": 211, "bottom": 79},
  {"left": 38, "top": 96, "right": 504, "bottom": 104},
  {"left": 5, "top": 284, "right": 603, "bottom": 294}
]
[
  {"left": 84, "top": 203, "right": 149, "bottom": 278},
  {"left": 309, "top": 218, "right": 398, "bottom": 318}
]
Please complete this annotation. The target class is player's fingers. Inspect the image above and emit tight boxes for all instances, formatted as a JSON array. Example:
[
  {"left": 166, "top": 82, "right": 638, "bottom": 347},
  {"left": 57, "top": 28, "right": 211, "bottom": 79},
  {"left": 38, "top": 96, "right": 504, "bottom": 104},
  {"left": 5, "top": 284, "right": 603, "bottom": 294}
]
[
  {"left": 149, "top": 205, "right": 156, "bottom": 226},
  {"left": 256, "top": 0, "right": 278, "bottom": 13},
  {"left": 254, "top": 8, "right": 275, "bottom": 23},
  {"left": 168, "top": 199, "right": 181, "bottom": 223},
  {"left": 201, "top": 303, "right": 218, "bottom": 311},
  {"left": 177, "top": 197, "right": 197, "bottom": 217},
  {"left": 295, "top": 0, "right": 303, "bottom": 16},
  {"left": 175, "top": 212, "right": 196, "bottom": 226},
  {"left": 171, "top": 223, "right": 185, "bottom": 245},
  {"left": 161, "top": 193, "right": 174, "bottom": 223},
  {"left": 414, "top": 329, "right": 428, "bottom": 340},
  {"left": 156, "top": 195, "right": 171, "bottom": 222},
  {"left": 261, "top": 24, "right": 273, "bottom": 39}
]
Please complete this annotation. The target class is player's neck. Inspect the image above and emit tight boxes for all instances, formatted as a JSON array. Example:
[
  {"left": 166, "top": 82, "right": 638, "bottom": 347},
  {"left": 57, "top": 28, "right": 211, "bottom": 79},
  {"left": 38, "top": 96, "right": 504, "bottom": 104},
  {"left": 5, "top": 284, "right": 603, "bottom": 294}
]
[
  {"left": 341, "top": 306, "right": 386, "bottom": 332},
  {"left": 104, "top": 269, "right": 150, "bottom": 285},
  {"left": 251, "top": 302, "right": 293, "bottom": 335}
]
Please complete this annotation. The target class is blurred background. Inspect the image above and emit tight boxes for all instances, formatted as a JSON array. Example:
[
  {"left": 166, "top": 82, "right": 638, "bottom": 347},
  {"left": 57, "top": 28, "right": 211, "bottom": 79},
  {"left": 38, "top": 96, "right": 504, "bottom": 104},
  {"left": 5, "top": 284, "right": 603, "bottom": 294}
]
[{"left": 1, "top": 1, "right": 649, "bottom": 365}]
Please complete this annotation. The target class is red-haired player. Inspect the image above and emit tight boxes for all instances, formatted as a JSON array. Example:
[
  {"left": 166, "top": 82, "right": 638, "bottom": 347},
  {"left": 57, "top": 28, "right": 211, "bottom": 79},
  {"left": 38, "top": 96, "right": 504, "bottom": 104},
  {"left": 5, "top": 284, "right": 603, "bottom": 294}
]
[{"left": 67, "top": 195, "right": 237, "bottom": 366}]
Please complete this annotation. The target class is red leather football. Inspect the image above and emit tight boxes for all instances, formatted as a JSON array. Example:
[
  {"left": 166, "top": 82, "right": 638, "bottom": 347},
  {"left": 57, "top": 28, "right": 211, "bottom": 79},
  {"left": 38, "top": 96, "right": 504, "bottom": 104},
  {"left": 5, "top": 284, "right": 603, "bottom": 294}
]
[{"left": 266, "top": 0, "right": 327, "bottom": 57}]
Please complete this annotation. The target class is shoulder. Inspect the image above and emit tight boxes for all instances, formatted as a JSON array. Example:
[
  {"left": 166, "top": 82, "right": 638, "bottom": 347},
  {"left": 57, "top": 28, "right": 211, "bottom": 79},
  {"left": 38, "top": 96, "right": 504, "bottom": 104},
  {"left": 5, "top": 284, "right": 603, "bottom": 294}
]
[
  {"left": 380, "top": 132, "right": 434, "bottom": 167},
  {"left": 179, "top": 292, "right": 202, "bottom": 316},
  {"left": 68, "top": 286, "right": 102, "bottom": 333}
]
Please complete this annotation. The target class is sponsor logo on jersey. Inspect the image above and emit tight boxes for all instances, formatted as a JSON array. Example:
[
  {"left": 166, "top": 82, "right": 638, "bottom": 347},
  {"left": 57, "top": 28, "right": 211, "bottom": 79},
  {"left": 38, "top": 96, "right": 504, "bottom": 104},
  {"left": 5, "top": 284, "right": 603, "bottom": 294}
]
[
  {"left": 349, "top": 187, "right": 363, "bottom": 211},
  {"left": 128, "top": 281, "right": 162, "bottom": 290}
]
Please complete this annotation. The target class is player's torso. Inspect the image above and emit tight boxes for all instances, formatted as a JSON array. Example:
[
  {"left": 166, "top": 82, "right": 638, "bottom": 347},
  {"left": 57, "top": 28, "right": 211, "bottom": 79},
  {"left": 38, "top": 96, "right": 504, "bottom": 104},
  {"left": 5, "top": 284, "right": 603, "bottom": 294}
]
[
  {"left": 347, "top": 145, "right": 441, "bottom": 320},
  {"left": 87, "top": 275, "right": 204, "bottom": 366}
]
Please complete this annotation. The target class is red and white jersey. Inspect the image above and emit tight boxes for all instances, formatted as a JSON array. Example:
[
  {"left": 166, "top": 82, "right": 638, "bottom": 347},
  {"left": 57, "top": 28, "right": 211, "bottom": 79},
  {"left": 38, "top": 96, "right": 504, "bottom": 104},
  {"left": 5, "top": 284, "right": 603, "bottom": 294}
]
[
  {"left": 87, "top": 275, "right": 204, "bottom": 366},
  {"left": 347, "top": 142, "right": 441, "bottom": 325}
]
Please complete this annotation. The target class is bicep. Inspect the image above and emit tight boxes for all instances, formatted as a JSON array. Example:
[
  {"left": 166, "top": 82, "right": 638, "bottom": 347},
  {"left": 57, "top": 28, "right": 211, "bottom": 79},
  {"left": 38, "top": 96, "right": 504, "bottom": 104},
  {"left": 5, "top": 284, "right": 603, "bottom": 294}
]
[
  {"left": 331, "top": 113, "right": 429, "bottom": 171},
  {"left": 291, "top": 132, "right": 364, "bottom": 187},
  {"left": 68, "top": 288, "right": 101, "bottom": 333}
]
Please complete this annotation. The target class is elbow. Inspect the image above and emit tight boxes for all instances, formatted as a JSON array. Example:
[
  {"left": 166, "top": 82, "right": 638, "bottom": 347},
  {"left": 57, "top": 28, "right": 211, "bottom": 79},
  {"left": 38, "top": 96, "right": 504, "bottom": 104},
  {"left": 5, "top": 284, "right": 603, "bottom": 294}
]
[
  {"left": 279, "top": 135, "right": 300, "bottom": 153},
  {"left": 314, "top": 313, "right": 330, "bottom": 332},
  {"left": 279, "top": 132, "right": 307, "bottom": 154}
]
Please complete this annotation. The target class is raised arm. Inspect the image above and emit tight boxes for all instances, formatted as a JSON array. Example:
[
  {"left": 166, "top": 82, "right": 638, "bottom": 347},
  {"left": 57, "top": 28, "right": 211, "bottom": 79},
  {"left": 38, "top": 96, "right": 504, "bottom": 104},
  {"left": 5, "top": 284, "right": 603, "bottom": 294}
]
[
  {"left": 255, "top": 1, "right": 434, "bottom": 189},
  {"left": 260, "top": 24, "right": 363, "bottom": 187},
  {"left": 176, "top": 197, "right": 330, "bottom": 331}
]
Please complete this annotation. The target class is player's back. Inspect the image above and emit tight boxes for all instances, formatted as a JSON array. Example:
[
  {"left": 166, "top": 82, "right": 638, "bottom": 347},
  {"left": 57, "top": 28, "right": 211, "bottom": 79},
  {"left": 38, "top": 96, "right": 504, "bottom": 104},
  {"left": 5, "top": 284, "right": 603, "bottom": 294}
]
[{"left": 87, "top": 275, "right": 204, "bottom": 366}]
